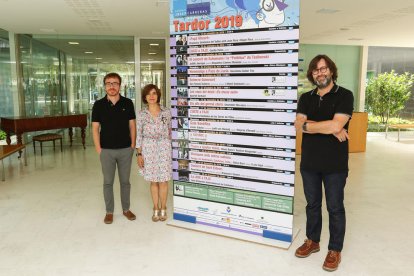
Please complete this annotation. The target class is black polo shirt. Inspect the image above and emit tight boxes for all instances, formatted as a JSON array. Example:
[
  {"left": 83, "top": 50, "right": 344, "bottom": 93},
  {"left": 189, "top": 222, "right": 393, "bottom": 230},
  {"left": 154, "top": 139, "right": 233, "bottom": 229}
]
[
  {"left": 92, "top": 95, "right": 136, "bottom": 149},
  {"left": 297, "top": 84, "right": 354, "bottom": 173}
]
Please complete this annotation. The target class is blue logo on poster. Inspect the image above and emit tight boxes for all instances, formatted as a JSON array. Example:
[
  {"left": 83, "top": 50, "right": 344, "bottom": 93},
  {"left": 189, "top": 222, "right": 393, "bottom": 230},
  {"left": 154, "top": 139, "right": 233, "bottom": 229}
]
[
  {"left": 226, "top": 207, "right": 231, "bottom": 213},
  {"left": 173, "top": 0, "right": 187, "bottom": 18},
  {"left": 187, "top": 2, "right": 210, "bottom": 16}
]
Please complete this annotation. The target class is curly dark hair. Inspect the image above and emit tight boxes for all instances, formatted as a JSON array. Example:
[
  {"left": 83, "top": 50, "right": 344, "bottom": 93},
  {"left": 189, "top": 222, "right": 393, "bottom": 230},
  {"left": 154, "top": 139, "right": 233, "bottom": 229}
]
[
  {"left": 306, "top": 54, "right": 338, "bottom": 85},
  {"left": 141, "top": 84, "right": 161, "bottom": 104}
]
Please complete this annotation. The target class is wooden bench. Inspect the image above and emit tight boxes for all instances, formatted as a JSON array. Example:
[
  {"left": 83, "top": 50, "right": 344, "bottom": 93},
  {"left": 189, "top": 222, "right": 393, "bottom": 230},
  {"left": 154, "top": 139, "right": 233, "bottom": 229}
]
[
  {"left": 386, "top": 124, "right": 414, "bottom": 141},
  {"left": 0, "top": 144, "right": 27, "bottom": 181},
  {"left": 32, "top": 133, "right": 63, "bottom": 155}
]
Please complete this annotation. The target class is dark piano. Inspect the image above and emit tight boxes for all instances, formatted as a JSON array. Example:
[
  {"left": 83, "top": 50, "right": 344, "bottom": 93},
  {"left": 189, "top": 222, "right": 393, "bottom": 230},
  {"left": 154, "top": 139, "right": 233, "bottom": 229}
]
[{"left": 0, "top": 114, "right": 87, "bottom": 148}]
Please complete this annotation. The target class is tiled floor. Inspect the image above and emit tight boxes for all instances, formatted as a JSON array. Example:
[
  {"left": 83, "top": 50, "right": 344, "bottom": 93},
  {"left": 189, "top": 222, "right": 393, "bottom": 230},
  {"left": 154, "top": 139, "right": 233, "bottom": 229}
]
[{"left": 0, "top": 131, "right": 413, "bottom": 275}]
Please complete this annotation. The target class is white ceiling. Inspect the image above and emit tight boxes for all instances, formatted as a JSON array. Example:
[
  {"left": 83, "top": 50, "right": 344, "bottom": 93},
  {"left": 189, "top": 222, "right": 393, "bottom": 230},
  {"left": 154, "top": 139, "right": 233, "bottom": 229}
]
[{"left": 1, "top": 0, "right": 414, "bottom": 48}]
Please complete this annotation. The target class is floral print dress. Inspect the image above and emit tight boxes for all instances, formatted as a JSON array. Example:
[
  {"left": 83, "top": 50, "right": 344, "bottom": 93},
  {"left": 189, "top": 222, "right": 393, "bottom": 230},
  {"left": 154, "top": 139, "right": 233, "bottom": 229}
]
[{"left": 136, "top": 106, "right": 172, "bottom": 182}]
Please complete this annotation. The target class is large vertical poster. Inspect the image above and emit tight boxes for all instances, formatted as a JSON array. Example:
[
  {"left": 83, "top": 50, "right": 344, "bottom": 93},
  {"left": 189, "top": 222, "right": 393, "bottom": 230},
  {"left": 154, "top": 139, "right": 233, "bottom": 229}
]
[{"left": 169, "top": 0, "right": 299, "bottom": 247}]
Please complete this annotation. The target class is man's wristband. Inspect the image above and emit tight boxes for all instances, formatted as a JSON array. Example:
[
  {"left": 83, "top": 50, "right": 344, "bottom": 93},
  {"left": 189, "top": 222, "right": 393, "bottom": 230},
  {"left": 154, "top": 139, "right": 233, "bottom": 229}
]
[
  {"left": 302, "top": 122, "right": 308, "bottom": 132},
  {"left": 136, "top": 153, "right": 142, "bottom": 157}
]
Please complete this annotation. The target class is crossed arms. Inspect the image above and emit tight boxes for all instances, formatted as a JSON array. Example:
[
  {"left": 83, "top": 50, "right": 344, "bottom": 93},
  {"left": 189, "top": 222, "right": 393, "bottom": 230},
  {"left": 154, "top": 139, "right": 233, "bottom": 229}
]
[{"left": 294, "top": 113, "right": 351, "bottom": 142}]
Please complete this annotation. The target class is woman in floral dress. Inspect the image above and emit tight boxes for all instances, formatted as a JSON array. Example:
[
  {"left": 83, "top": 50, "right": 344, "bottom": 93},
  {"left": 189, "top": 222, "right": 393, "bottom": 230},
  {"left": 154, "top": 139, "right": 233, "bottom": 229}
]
[{"left": 136, "top": 84, "right": 172, "bottom": 222}]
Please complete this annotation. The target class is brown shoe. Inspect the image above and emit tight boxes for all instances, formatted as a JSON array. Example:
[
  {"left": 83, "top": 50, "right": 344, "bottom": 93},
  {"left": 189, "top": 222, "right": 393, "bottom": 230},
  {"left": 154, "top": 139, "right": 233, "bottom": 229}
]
[
  {"left": 323, "top": 250, "right": 341, "bottom": 272},
  {"left": 295, "top": 239, "right": 320, "bottom": 258},
  {"left": 104, "top": 213, "right": 113, "bottom": 224},
  {"left": 123, "top": 210, "right": 136, "bottom": 221}
]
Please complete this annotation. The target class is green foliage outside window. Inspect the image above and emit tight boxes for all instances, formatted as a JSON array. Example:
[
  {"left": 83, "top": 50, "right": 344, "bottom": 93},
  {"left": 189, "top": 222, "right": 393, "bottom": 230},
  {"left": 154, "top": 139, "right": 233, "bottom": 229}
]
[{"left": 365, "top": 70, "right": 414, "bottom": 125}]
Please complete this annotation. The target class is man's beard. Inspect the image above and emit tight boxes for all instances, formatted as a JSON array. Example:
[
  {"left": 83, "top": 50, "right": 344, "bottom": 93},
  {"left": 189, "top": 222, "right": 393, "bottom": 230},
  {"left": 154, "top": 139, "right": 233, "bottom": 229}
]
[{"left": 315, "top": 75, "right": 332, "bottom": 89}]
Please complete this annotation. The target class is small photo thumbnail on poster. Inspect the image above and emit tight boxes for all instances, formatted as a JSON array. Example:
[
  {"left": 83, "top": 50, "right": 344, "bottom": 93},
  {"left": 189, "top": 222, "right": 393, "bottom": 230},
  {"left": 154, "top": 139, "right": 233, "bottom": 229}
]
[
  {"left": 177, "top": 129, "right": 189, "bottom": 140},
  {"left": 178, "top": 171, "right": 189, "bottom": 181},
  {"left": 178, "top": 159, "right": 189, "bottom": 171},
  {"left": 174, "top": 183, "right": 185, "bottom": 196},
  {"left": 177, "top": 45, "right": 188, "bottom": 54},
  {"left": 178, "top": 140, "right": 188, "bottom": 149},
  {"left": 178, "top": 117, "right": 189, "bottom": 129},
  {"left": 177, "top": 75, "right": 187, "bottom": 86},
  {"left": 177, "top": 66, "right": 188, "bottom": 74},
  {"left": 177, "top": 98, "right": 188, "bottom": 106},
  {"left": 175, "top": 34, "right": 188, "bottom": 46},
  {"left": 177, "top": 107, "right": 188, "bottom": 117},
  {"left": 178, "top": 147, "right": 189, "bottom": 159},
  {"left": 177, "top": 87, "right": 188, "bottom": 97},
  {"left": 176, "top": 54, "right": 188, "bottom": 66}
]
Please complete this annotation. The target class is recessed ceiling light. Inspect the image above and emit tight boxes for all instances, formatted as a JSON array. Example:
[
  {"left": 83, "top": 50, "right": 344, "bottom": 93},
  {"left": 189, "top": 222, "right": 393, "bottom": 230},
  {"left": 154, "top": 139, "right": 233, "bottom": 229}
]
[
  {"left": 348, "top": 38, "right": 363, "bottom": 41},
  {"left": 95, "top": 57, "right": 103, "bottom": 60},
  {"left": 150, "top": 43, "right": 159, "bottom": 46},
  {"left": 340, "top": 28, "right": 350, "bottom": 31},
  {"left": 148, "top": 52, "right": 157, "bottom": 55},
  {"left": 316, "top": 8, "right": 340, "bottom": 14},
  {"left": 68, "top": 42, "right": 79, "bottom": 45},
  {"left": 85, "top": 51, "right": 93, "bottom": 54},
  {"left": 126, "top": 61, "right": 135, "bottom": 64}
]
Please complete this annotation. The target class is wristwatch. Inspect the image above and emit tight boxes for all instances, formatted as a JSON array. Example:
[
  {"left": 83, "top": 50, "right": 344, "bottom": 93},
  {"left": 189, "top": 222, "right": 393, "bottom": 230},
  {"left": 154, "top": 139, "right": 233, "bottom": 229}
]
[{"left": 302, "top": 122, "right": 308, "bottom": 132}]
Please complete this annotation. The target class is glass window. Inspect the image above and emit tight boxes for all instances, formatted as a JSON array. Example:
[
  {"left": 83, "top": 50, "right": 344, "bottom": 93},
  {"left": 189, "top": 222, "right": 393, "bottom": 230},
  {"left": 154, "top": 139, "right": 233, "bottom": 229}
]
[
  {"left": 140, "top": 39, "right": 166, "bottom": 107},
  {"left": 18, "top": 34, "right": 135, "bottom": 115},
  {"left": 18, "top": 35, "right": 62, "bottom": 116},
  {"left": 367, "top": 46, "right": 414, "bottom": 120},
  {"left": 0, "top": 28, "right": 15, "bottom": 117}
]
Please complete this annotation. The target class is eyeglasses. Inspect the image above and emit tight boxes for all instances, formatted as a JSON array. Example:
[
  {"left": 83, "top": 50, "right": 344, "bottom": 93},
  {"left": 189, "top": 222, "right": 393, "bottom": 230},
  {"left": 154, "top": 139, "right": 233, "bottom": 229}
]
[
  {"left": 105, "top": 82, "right": 120, "bottom": 87},
  {"left": 312, "top": 66, "right": 329, "bottom": 75}
]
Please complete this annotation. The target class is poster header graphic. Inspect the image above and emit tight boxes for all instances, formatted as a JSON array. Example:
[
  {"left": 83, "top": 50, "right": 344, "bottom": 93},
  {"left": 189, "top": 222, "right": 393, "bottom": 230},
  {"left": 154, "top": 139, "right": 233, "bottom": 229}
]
[{"left": 171, "top": 0, "right": 299, "bottom": 34}]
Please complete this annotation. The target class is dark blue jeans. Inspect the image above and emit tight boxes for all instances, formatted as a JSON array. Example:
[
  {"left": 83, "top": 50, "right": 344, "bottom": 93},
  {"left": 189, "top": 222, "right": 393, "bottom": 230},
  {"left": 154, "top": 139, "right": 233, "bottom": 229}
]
[{"left": 300, "top": 169, "right": 348, "bottom": 252}]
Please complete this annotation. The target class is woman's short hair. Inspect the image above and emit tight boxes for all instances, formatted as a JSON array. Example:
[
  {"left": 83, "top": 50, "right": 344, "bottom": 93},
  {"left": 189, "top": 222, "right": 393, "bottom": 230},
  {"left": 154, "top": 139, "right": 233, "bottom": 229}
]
[
  {"left": 141, "top": 84, "right": 161, "bottom": 104},
  {"left": 306, "top": 54, "right": 338, "bottom": 84}
]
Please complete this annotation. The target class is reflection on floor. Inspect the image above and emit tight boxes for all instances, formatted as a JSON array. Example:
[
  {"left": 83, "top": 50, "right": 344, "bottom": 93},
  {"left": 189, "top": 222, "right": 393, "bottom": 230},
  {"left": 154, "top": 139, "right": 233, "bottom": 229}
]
[{"left": 0, "top": 131, "right": 413, "bottom": 275}]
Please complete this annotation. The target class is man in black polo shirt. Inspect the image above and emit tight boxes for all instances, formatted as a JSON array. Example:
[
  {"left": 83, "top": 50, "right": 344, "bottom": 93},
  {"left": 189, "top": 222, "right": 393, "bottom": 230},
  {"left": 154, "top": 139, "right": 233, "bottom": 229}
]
[
  {"left": 294, "top": 55, "right": 354, "bottom": 272},
  {"left": 92, "top": 72, "right": 137, "bottom": 224}
]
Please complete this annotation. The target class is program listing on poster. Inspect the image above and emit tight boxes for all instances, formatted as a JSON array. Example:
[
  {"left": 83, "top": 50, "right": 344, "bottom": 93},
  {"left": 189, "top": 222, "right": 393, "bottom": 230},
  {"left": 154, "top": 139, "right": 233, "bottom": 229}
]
[
  {"left": 182, "top": 142, "right": 295, "bottom": 158},
  {"left": 179, "top": 28, "right": 299, "bottom": 46},
  {"left": 183, "top": 150, "right": 294, "bottom": 171},
  {"left": 171, "top": 99, "right": 297, "bottom": 110},
  {"left": 182, "top": 131, "right": 296, "bottom": 149},
  {"left": 185, "top": 41, "right": 298, "bottom": 55},
  {"left": 172, "top": 87, "right": 297, "bottom": 100},
  {"left": 174, "top": 130, "right": 295, "bottom": 149},
  {"left": 173, "top": 169, "right": 294, "bottom": 193},
  {"left": 185, "top": 75, "right": 297, "bottom": 87},
  {"left": 174, "top": 160, "right": 295, "bottom": 185},
  {"left": 172, "top": 119, "right": 295, "bottom": 136},
  {"left": 181, "top": 108, "right": 296, "bottom": 123},
  {"left": 183, "top": 173, "right": 293, "bottom": 196},
  {"left": 184, "top": 66, "right": 298, "bottom": 75},
  {"left": 173, "top": 52, "right": 298, "bottom": 66}
]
